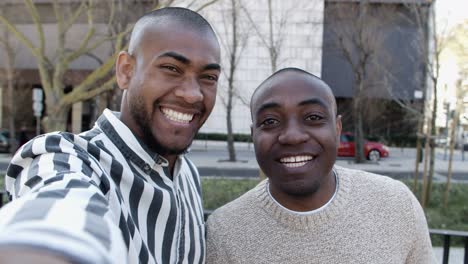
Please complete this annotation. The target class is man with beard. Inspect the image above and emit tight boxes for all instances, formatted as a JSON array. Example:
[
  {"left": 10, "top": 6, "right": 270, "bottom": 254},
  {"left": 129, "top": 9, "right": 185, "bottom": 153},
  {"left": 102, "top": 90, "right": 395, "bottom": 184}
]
[
  {"left": 206, "top": 68, "right": 435, "bottom": 264},
  {"left": 0, "top": 7, "right": 220, "bottom": 264}
]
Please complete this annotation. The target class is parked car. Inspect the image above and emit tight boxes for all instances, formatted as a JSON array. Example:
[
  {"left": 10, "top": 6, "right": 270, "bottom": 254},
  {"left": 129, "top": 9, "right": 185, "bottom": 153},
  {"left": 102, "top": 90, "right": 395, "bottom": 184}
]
[{"left": 338, "top": 132, "right": 389, "bottom": 161}]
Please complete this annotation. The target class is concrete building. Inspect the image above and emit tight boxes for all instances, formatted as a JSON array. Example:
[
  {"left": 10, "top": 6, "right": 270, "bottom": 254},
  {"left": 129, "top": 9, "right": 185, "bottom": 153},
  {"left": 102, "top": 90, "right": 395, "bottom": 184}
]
[
  {"left": 0, "top": 0, "right": 433, "bottom": 141},
  {"left": 321, "top": 0, "right": 432, "bottom": 142}
]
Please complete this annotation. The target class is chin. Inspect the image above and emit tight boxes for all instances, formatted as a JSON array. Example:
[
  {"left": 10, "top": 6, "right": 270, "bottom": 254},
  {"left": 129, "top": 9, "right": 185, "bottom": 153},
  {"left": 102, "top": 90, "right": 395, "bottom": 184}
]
[{"left": 281, "top": 181, "right": 320, "bottom": 198}]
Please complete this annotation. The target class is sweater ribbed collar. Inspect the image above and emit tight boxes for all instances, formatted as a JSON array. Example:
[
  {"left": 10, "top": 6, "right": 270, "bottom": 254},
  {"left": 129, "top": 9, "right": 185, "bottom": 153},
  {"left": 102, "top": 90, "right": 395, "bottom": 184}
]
[{"left": 253, "top": 166, "right": 351, "bottom": 230}]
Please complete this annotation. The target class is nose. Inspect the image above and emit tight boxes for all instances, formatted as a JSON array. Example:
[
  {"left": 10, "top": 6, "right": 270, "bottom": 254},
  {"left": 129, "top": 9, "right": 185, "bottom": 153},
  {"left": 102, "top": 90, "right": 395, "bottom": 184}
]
[
  {"left": 174, "top": 76, "right": 204, "bottom": 104},
  {"left": 278, "top": 120, "right": 310, "bottom": 145}
]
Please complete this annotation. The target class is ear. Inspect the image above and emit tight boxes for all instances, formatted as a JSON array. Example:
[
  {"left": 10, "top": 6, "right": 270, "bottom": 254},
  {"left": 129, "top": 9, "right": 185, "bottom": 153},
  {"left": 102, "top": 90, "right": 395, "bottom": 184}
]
[
  {"left": 115, "top": 51, "right": 135, "bottom": 90},
  {"left": 335, "top": 115, "right": 342, "bottom": 142}
]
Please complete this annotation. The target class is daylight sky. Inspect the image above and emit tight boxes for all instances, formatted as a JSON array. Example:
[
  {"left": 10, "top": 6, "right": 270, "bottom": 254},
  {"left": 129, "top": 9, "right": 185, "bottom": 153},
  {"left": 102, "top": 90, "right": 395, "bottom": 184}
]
[{"left": 435, "top": 0, "right": 467, "bottom": 30}]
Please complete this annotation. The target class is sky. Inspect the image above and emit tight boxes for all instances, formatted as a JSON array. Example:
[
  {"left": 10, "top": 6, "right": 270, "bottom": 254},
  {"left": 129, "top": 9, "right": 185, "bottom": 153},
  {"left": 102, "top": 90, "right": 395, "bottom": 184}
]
[
  {"left": 435, "top": 0, "right": 467, "bottom": 125},
  {"left": 435, "top": 0, "right": 467, "bottom": 30}
]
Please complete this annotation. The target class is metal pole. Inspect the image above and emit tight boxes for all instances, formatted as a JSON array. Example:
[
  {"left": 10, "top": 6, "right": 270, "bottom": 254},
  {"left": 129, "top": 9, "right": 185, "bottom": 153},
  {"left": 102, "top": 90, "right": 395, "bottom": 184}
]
[
  {"left": 36, "top": 117, "right": 40, "bottom": 135},
  {"left": 442, "top": 235, "right": 450, "bottom": 264}
]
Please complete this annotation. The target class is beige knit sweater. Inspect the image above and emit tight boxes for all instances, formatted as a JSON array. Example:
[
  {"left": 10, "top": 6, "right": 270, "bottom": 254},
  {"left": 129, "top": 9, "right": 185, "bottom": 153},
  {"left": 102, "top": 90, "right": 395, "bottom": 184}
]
[{"left": 206, "top": 166, "right": 436, "bottom": 264}]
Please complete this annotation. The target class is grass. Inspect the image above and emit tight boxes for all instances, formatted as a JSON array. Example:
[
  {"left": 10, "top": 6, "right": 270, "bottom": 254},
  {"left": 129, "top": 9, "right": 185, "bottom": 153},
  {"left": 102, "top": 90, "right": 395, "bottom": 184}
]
[{"left": 202, "top": 178, "right": 260, "bottom": 210}]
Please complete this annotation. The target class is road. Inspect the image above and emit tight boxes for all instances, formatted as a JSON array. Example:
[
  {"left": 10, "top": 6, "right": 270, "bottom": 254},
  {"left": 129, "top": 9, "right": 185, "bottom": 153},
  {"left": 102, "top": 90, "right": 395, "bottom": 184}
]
[{"left": 1, "top": 144, "right": 467, "bottom": 182}]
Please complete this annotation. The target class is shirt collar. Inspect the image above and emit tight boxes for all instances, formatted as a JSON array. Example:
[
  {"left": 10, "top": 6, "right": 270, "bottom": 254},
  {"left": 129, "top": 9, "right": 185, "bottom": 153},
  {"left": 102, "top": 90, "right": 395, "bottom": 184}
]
[{"left": 97, "top": 109, "right": 175, "bottom": 169}]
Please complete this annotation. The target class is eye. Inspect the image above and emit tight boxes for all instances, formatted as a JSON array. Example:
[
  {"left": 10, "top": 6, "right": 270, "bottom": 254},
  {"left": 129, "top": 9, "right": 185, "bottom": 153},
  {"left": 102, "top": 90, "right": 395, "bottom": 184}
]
[
  {"left": 259, "top": 118, "right": 279, "bottom": 128},
  {"left": 305, "top": 114, "right": 324, "bottom": 121},
  {"left": 201, "top": 74, "right": 219, "bottom": 82},
  {"left": 161, "top": 65, "right": 180, "bottom": 73}
]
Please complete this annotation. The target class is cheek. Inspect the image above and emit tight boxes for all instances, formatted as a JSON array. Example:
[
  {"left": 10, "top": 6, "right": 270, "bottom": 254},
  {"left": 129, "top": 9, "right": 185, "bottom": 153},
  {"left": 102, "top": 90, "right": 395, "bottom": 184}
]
[
  {"left": 203, "top": 89, "right": 217, "bottom": 109},
  {"left": 253, "top": 133, "right": 274, "bottom": 158}
]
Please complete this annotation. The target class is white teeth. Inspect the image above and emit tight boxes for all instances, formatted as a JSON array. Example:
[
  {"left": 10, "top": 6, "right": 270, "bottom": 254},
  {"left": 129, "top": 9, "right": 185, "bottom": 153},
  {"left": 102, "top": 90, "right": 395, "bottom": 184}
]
[
  {"left": 161, "top": 108, "right": 194, "bottom": 123},
  {"left": 280, "top": 155, "right": 313, "bottom": 168}
]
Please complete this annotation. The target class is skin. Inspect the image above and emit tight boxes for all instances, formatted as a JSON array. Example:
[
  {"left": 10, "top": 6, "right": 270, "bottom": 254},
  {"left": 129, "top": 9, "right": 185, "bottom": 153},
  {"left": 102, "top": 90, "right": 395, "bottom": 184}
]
[
  {"left": 251, "top": 71, "right": 342, "bottom": 211},
  {"left": 116, "top": 20, "right": 221, "bottom": 175}
]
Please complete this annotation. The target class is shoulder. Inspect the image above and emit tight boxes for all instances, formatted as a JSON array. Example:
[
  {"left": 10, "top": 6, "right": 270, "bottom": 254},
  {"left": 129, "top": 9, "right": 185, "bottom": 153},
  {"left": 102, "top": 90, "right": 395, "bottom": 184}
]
[
  {"left": 15, "top": 131, "right": 101, "bottom": 160},
  {"left": 335, "top": 165, "right": 412, "bottom": 197},
  {"left": 7, "top": 131, "right": 108, "bottom": 195},
  {"left": 334, "top": 166, "right": 419, "bottom": 218}
]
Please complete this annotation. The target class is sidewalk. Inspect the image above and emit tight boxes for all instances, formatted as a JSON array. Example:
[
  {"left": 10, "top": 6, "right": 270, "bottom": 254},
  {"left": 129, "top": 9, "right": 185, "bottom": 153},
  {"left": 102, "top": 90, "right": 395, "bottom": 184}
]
[{"left": 1, "top": 140, "right": 468, "bottom": 182}]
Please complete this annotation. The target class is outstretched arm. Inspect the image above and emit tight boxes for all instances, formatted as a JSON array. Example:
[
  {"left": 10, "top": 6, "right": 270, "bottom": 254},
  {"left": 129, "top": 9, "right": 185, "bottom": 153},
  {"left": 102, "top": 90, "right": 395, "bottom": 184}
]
[{"left": 0, "top": 133, "right": 127, "bottom": 263}]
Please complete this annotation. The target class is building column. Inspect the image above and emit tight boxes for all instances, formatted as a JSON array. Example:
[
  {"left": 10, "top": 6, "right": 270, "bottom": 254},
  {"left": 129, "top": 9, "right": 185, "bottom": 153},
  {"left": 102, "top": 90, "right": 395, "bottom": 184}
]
[{"left": 72, "top": 102, "right": 82, "bottom": 134}]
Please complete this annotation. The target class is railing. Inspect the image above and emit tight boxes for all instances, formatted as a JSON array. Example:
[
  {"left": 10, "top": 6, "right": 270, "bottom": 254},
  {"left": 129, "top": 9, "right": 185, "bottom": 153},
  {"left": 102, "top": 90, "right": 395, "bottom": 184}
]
[
  {"left": 430, "top": 229, "right": 468, "bottom": 264},
  {"left": 0, "top": 190, "right": 5, "bottom": 208}
]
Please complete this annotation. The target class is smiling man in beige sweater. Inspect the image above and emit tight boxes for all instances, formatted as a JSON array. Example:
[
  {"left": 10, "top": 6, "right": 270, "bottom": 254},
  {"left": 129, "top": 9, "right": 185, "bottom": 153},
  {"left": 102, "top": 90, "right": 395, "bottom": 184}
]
[{"left": 206, "top": 68, "right": 436, "bottom": 264}]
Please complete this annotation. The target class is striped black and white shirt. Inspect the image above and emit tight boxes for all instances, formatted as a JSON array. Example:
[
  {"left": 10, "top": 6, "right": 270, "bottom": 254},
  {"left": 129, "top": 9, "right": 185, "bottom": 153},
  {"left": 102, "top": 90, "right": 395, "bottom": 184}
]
[{"left": 0, "top": 109, "right": 205, "bottom": 264}]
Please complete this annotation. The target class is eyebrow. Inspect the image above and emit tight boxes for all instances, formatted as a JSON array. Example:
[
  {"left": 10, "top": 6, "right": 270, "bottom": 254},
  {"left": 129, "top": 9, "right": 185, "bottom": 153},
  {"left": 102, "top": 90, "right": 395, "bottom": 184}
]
[
  {"left": 255, "top": 102, "right": 281, "bottom": 116},
  {"left": 255, "top": 98, "right": 329, "bottom": 116},
  {"left": 158, "top": 51, "right": 221, "bottom": 71},
  {"left": 204, "top": 63, "right": 221, "bottom": 72},
  {"left": 298, "top": 98, "right": 328, "bottom": 109},
  {"left": 158, "top": 51, "right": 190, "bottom": 64}
]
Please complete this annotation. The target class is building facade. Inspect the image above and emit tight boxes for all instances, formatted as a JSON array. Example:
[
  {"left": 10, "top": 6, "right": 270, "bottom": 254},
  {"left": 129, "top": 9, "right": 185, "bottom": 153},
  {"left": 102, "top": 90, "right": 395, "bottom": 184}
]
[{"left": 0, "top": 0, "right": 433, "bottom": 141}]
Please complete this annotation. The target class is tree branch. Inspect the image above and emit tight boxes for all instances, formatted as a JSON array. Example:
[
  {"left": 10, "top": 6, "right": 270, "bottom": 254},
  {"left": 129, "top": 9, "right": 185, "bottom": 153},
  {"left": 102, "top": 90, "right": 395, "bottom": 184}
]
[
  {"left": 24, "top": 0, "right": 45, "bottom": 55},
  {"left": 62, "top": 76, "right": 116, "bottom": 107},
  {"left": 195, "top": 0, "right": 219, "bottom": 12}
]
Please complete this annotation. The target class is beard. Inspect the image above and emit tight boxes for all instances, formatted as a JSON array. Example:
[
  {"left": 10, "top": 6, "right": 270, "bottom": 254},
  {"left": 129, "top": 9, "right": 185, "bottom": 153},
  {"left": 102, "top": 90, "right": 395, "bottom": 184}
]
[{"left": 129, "top": 95, "right": 190, "bottom": 156}]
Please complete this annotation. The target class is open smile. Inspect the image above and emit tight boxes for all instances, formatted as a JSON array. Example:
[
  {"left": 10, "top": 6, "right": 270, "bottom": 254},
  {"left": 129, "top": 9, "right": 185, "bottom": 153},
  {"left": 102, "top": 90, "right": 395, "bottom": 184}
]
[
  {"left": 160, "top": 107, "right": 195, "bottom": 124},
  {"left": 279, "top": 155, "right": 314, "bottom": 168}
]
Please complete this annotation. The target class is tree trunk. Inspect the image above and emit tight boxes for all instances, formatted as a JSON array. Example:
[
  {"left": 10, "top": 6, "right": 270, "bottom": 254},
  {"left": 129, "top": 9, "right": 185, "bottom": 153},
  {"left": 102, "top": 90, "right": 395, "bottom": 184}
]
[
  {"left": 421, "top": 114, "right": 432, "bottom": 209},
  {"left": 4, "top": 34, "right": 17, "bottom": 153},
  {"left": 226, "top": 85, "right": 236, "bottom": 162},
  {"left": 226, "top": 113, "right": 236, "bottom": 161},
  {"left": 224, "top": 0, "right": 238, "bottom": 162},
  {"left": 42, "top": 104, "right": 70, "bottom": 132},
  {"left": 413, "top": 117, "right": 423, "bottom": 193},
  {"left": 444, "top": 80, "right": 463, "bottom": 208},
  {"left": 353, "top": 83, "right": 366, "bottom": 163},
  {"left": 425, "top": 79, "right": 438, "bottom": 206}
]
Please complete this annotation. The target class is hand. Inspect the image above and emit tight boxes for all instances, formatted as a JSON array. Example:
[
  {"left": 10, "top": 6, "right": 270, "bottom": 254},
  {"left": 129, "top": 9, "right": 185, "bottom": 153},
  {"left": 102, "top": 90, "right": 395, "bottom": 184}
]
[{"left": 0, "top": 247, "right": 72, "bottom": 264}]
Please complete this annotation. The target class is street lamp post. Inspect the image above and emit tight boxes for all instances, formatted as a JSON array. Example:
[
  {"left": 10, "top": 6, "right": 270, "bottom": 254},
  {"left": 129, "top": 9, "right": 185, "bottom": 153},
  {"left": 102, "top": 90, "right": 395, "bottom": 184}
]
[{"left": 32, "top": 87, "right": 43, "bottom": 135}]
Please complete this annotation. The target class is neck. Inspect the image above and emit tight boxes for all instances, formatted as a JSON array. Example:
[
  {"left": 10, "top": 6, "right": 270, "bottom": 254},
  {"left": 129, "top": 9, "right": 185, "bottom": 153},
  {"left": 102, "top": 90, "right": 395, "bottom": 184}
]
[
  {"left": 166, "top": 155, "right": 177, "bottom": 178},
  {"left": 269, "top": 171, "right": 337, "bottom": 212}
]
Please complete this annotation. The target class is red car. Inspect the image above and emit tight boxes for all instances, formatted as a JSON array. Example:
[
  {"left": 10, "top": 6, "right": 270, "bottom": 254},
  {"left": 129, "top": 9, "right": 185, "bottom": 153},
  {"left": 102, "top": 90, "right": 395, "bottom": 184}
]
[{"left": 338, "top": 132, "right": 389, "bottom": 161}]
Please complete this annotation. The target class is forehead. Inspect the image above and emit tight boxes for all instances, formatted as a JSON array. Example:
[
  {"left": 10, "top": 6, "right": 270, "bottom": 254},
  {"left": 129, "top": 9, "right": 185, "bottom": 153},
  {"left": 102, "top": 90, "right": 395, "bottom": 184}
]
[
  {"left": 137, "top": 20, "right": 220, "bottom": 62},
  {"left": 252, "top": 73, "right": 334, "bottom": 114}
]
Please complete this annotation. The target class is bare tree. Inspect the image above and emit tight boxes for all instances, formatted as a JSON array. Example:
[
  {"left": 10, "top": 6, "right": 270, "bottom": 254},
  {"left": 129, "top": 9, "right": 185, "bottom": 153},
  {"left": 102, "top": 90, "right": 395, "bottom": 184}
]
[
  {"left": 0, "top": 0, "right": 220, "bottom": 133},
  {"left": 326, "top": 1, "right": 392, "bottom": 163},
  {"left": 0, "top": 26, "right": 18, "bottom": 153},
  {"left": 0, "top": 0, "right": 129, "bottom": 132},
  {"left": 401, "top": 3, "right": 451, "bottom": 207},
  {"left": 215, "top": 0, "right": 250, "bottom": 162},
  {"left": 242, "top": 0, "right": 286, "bottom": 73},
  {"left": 443, "top": 20, "right": 467, "bottom": 208}
]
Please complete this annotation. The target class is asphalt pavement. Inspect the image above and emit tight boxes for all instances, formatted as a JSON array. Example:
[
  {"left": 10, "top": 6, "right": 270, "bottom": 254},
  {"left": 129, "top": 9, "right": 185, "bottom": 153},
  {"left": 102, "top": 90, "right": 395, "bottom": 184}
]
[
  {"left": 186, "top": 140, "right": 468, "bottom": 183},
  {"left": 0, "top": 140, "right": 467, "bottom": 183}
]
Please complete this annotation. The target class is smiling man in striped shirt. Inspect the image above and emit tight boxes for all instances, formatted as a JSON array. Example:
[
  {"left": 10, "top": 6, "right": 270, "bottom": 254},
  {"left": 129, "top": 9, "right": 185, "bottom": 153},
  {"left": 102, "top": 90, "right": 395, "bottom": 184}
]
[{"left": 0, "top": 7, "right": 220, "bottom": 264}]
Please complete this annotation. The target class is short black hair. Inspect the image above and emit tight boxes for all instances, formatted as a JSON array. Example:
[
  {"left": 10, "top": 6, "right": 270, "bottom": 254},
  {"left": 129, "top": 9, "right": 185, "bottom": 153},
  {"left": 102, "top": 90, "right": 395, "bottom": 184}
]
[
  {"left": 250, "top": 67, "right": 337, "bottom": 117},
  {"left": 128, "top": 7, "right": 216, "bottom": 55}
]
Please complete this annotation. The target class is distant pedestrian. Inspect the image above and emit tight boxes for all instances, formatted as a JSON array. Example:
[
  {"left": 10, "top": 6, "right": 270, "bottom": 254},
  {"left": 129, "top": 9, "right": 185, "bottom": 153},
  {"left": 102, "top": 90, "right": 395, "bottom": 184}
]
[{"left": 206, "top": 68, "right": 436, "bottom": 263}]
